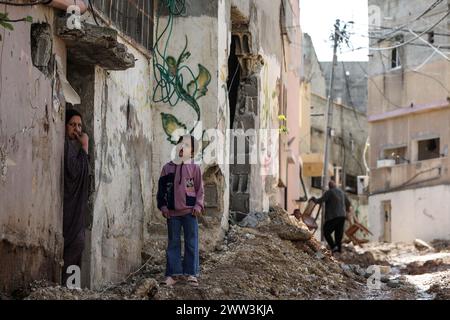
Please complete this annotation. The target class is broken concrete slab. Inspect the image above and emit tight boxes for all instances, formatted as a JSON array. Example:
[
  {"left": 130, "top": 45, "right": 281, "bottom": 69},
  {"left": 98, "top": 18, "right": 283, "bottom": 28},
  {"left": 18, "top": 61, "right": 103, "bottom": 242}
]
[
  {"left": 55, "top": 18, "right": 135, "bottom": 70},
  {"left": 414, "top": 239, "right": 434, "bottom": 252},
  {"left": 238, "top": 211, "right": 270, "bottom": 228}
]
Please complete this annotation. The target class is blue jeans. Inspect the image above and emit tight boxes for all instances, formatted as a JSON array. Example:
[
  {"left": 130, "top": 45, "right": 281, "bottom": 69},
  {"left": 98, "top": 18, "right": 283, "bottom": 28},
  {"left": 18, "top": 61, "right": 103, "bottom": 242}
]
[{"left": 165, "top": 214, "right": 199, "bottom": 277}]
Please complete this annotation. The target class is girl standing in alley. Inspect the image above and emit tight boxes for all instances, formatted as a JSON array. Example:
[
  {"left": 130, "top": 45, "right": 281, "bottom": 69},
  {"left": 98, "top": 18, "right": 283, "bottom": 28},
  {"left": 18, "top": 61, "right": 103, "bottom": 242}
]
[{"left": 157, "top": 134, "right": 204, "bottom": 287}]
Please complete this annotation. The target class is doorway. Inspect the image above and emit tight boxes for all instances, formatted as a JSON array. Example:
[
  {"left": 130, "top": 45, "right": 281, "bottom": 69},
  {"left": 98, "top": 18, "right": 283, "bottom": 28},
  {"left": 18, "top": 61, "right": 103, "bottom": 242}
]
[
  {"left": 381, "top": 200, "right": 392, "bottom": 242},
  {"left": 66, "top": 60, "right": 96, "bottom": 288}
]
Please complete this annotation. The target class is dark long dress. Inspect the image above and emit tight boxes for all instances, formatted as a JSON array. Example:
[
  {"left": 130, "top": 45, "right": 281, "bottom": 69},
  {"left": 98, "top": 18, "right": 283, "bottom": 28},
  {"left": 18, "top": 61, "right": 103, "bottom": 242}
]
[{"left": 62, "top": 138, "right": 89, "bottom": 285}]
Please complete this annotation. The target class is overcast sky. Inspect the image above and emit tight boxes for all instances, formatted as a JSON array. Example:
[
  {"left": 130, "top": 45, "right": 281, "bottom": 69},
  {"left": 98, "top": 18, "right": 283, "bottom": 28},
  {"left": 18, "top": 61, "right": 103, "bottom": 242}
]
[{"left": 300, "top": 0, "right": 369, "bottom": 61}]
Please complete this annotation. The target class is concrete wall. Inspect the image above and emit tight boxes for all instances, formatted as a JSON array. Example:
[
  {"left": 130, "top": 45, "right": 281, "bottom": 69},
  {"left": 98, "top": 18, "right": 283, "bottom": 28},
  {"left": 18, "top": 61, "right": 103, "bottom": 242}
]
[
  {"left": 303, "top": 32, "right": 368, "bottom": 184},
  {"left": 321, "top": 62, "right": 368, "bottom": 113},
  {"left": 369, "top": 185, "right": 450, "bottom": 242},
  {"left": 284, "top": 0, "right": 303, "bottom": 214},
  {"left": 369, "top": 107, "right": 450, "bottom": 194},
  {"left": 310, "top": 95, "right": 368, "bottom": 181},
  {"left": 368, "top": 60, "right": 450, "bottom": 116},
  {"left": 87, "top": 44, "right": 153, "bottom": 289},
  {"left": 0, "top": 6, "right": 66, "bottom": 294},
  {"left": 368, "top": 0, "right": 450, "bottom": 242},
  {"left": 368, "top": 0, "right": 450, "bottom": 115},
  {"left": 0, "top": 3, "right": 154, "bottom": 292},
  {"left": 302, "top": 33, "right": 327, "bottom": 96},
  {"left": 149, "top": 0, "right": 229, "bottom": 254}
]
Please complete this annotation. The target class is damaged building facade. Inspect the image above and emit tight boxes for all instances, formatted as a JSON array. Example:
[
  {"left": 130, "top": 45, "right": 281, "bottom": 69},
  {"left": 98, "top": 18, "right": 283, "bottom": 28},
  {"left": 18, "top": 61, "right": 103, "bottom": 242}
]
[
  {"left": 368, "top": 0, "right": 450, "bottom": 242},
  {"left": 148, "top": 0, "right": 304, "bottom": 251},
  {"left": 1, "top": 0, "right": 304, "bottom": 295},
  {"left": 0, "top": 0, "right": 152, "bottom": 293}
]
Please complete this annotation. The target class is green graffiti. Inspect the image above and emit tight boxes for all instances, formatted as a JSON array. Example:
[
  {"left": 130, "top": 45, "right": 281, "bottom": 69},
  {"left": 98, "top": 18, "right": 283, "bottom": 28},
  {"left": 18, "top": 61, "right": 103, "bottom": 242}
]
[
  {"left": 0, "top": 13, "right": 32, "bottom": 32},
  {"left": 161, "top": 113, "right": 187, "bottom": 144},
  {"left": 152, "top": 1, "right": 211, "bottom": 145}
]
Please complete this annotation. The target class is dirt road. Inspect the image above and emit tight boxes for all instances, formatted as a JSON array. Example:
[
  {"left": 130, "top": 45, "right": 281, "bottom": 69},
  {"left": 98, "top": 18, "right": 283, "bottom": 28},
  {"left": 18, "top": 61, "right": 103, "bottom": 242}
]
[{"left": 20, "top": 208, "right": 448, "bottom": 300}]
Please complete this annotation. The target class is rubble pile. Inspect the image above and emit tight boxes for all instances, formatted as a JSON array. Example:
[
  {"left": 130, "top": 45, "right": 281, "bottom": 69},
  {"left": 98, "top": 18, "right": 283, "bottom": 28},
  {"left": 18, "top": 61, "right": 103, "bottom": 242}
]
[
  {"left": 23, "top": 206, "right": 421, "bottom": 300},
  {"left": 337, "top": 244, "right": 390, "bottom": 268},
  {"left": 401, "top": 257, "right": 450, "bottom": 275},
  {"left": 337, "top": 240, "right": 450, "bottom": 300},
  {"left": 427, "top": 273, "right": 450, "bottom": 300},
  {"left": 25, "top": 277, "right": 159, "bottom": 300},
  {"left": 155, "top": 206, "right": 368, "bottom": 300},
  {"left": 431, "top": 239, "right": 450, "bottom": 252}
]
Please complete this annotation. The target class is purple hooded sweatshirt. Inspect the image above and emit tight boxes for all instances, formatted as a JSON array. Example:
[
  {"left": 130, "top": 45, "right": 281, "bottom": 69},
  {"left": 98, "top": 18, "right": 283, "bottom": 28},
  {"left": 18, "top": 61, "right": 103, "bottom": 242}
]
[{"left": 157, "top": 161, "right": 204, "bottom": 217}]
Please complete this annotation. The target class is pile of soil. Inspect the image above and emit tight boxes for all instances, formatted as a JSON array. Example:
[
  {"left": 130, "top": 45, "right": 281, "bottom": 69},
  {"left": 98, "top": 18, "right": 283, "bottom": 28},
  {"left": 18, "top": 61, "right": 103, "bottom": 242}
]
[{"left": 23, "top": 206, "right": 416, "bottom": 300}]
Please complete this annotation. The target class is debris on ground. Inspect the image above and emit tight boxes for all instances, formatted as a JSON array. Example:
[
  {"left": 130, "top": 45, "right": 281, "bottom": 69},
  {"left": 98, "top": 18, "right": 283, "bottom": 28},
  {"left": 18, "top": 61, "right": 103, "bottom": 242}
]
[
  {"left": 337, "top": 243, "right": 390, "bottom": 268},
  {"left": 21, "top": 207, "right": 447, "bottom": 300},
  {"left": 414, "top": 239, "right": 434, "bottom": 252},
  {"left": 238, "top": 211, "right": 271, "bottom": 228},
  {"left": 338, "top": 240, "right": 450, "bottom": 300},
  {"left": 427, "top": 273, "right": 450, "bottom": 300},
  {"left": 431, "top": 239, "right": 450, "bottom": 252}
]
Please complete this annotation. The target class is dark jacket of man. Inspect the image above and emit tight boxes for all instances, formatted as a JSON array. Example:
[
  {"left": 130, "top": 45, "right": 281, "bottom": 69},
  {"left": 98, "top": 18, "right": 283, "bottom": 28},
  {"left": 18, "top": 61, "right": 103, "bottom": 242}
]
[{"left": 315, "top": 188, "right": 349, "bottom": 222}]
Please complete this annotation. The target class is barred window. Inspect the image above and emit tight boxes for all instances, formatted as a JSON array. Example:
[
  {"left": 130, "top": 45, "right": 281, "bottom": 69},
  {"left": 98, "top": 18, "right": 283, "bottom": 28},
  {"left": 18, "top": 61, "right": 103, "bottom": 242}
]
[{"left": 91, "top": 0, "right": 154, "bottom": 52}]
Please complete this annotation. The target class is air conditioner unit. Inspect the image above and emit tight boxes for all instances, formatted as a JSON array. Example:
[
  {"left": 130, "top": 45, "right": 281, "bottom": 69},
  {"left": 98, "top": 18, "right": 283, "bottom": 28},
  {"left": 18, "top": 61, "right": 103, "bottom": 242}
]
[{"left": 357, "top": 175, "right": 369, "bottom": 195}]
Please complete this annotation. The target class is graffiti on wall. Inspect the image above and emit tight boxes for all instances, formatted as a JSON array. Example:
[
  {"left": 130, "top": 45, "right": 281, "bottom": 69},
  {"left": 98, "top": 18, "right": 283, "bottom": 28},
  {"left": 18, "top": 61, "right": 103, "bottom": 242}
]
[
  {"left": 152, "top": 0, "right": 211, "bottom": 144},
  {"left": 261, "top": 64, "right": 278, "bottom": 129}
]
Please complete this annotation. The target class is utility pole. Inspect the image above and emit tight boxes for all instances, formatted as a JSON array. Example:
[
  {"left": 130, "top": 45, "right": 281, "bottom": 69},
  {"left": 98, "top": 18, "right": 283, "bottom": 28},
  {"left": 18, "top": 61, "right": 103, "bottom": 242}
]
[{"left": 320, "top": 19, "right": 351, "bottom": 240}]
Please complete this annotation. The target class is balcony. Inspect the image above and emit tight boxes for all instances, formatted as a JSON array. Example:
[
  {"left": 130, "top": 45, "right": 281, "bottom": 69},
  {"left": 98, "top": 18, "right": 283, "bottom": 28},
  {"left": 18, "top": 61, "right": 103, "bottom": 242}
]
[
  {"left": 370, "top": 156, "right": 450, "bottom": 194},
  {"left": 55, "top": 17, "right": 135, "bottom": 70}
]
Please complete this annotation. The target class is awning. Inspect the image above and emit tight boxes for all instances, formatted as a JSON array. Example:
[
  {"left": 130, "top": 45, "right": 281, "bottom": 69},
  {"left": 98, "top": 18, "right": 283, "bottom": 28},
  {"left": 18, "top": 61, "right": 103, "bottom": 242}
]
[{"left": 300, "top": 153, "right": 334, "bottom": 177}]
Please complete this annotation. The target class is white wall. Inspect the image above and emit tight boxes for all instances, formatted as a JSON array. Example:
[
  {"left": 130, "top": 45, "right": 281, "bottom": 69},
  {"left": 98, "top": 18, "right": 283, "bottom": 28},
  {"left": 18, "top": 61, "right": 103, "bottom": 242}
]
[
  {"left": 90, "top": 42, "right": 153, "bottom": 289},
  {"left": 369, "top": 185, "right": 450, "bottom": 243}
]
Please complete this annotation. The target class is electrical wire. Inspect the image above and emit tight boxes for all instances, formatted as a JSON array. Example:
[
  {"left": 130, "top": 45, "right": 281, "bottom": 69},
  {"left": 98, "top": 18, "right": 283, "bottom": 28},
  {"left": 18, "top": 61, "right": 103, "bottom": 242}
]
[
  {"left": 407, "top": 28, "right": 450, "bottom": 61},
  {"left": 378, "top": 0, "right": 445, "bottom": 41},
  {"left": 87, "top": 0, "right": 100, "bottom": 26},
  {"left": 355, "top": 61, "right": 406, "bottom": 110},
  {"left": 368, "top": 9, "right": 450, "bottom": 52},
  {"left": 340, "top": 61, "right": 367, "bottom": 133}
]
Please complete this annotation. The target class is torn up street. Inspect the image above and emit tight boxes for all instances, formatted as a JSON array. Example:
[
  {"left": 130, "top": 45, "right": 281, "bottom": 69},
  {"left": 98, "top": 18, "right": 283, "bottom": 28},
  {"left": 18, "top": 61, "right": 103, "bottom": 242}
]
[{"left": 22, "top": 208, "right": 449, "bottom": 300}]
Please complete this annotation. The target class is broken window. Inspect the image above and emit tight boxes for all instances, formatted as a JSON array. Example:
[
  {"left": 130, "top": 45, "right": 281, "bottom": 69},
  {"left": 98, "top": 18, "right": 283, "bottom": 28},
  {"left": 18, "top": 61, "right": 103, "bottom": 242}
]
[
  {"left": 417, "top": 138, "right": 441, "bottom": 161},
  {"left": 311, "top": 177, "right": 322, "bottom": 189},
  {"left": 428, "top": 31, "right": 435, "bottom": 44},
  {"left": 345, "top": 174, "right": 357, "bottom": 194},
  {"left": 92, "top": 0, "right": 153, "bottom": 51},
  {"left": 391, "top": 48, "right": 401, "bottom": 69},
  {"left": 383, "top": 146, "right": 408, "bottom": 164}
]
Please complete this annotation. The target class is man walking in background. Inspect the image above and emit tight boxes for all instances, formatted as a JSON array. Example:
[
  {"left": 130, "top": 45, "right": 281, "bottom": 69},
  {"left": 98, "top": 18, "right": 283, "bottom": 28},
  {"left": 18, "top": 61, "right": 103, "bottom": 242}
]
[{"left": 312, "top": 179, "right": 350, "bottom": 254}]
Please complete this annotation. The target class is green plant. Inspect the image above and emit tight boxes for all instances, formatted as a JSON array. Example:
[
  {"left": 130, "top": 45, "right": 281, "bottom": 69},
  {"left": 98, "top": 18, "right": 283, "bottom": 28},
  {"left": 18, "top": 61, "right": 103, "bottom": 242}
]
[
  {"left": 0, "top": 12, "right": 32, "bottom": 31},
  {"left": 278, "top": 114, "right": 289, "bottom": 134}
]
